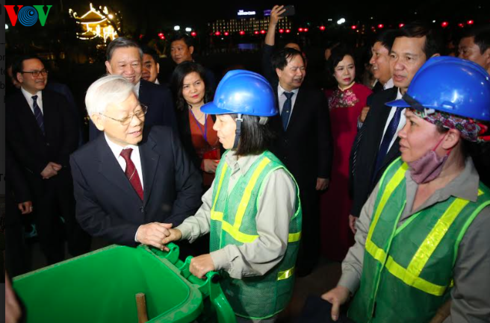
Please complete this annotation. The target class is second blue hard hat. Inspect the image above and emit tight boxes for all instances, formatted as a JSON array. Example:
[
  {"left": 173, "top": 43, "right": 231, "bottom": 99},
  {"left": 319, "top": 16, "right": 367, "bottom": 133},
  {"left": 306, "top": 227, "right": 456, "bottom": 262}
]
[
  {"left": 387, "top": 56, "right": 490, "bottom": 122},
  {"left": 201, "top": 70, "right": 278, "bottom": 117}
]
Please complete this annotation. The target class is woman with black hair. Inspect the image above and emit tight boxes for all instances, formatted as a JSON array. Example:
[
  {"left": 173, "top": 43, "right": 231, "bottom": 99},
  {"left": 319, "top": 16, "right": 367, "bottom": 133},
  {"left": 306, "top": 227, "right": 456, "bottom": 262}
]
[
  {"left": 163, "top": 70, "right": 301, "bottom": 323},
  {"left": 171, "top": 61, "right": 221, "bottom": 189},
  {"left": 321, "top": 46, "right": 372, "bottom": 261}
]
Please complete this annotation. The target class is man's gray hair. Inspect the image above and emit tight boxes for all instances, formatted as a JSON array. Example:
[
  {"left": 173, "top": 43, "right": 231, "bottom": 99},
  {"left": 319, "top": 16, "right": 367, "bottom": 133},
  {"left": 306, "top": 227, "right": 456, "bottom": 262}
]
[
  {"left": 85, "top": 75, "right": 135, "bottom": 116},
  {"left": 106, "top": 37, "right": 143, "bottom": 61}
]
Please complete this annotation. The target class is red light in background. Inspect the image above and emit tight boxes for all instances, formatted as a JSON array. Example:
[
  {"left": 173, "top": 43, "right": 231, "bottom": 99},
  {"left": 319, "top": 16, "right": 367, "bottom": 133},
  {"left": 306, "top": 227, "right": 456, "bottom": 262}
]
[
  {"left": 224, "top": 31, "right": 229, "bottom": 36},
  {"left": 304, "top": 28, "right": 309, "bottom": 32},
  {"left": 239, "top": 30, "right": 245, "bottom": 35},
  {"left": 215, "top": 31, "right": 221, "bottom": 36},
  {"left": 298, "top": 27, "right": 304, "bottom": 32},
  {"left": 351, "top": 25, "right": 357, "bottom": 30},
  {"left": 378, "top": 24, "right": 384, "bottom": 29},
  {"left": 399, "top": 23, "right": 404, "bottom": 28},
  {"left": 260, "top": 30, "right": 266, "bottom": 34},
  {"left": 139, "top": 34, "right": 144, "bottom": 39},
  {"left": 279, "top": 29, "right": 284, "bottom": 33},
  {"left": 191, "top": 31, "right": 197, "bottom": 37},
  {"left": 285, "top": 29, "right": 291, "bottom": 33},
  {"left": 441, "top": 21, "right": 449, "bottom": 28},
  {"left": 319, "top": 26, "right": 325, "bottom": 31},
  {"left": 458, "top": 23, "right": 464, "bottom": 28},
  {"left": 467, "top": 20, "right": 474, "bottom": 25},
  {"left": 254, "top": 30, "right": 259, "bottom": 35}
]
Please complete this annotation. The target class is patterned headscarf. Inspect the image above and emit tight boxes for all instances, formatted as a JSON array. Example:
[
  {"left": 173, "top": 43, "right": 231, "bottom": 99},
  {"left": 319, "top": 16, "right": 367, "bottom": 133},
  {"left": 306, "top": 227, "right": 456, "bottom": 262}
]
[{"left": 411, "top": 108, "right": 488, "bottom": 142}]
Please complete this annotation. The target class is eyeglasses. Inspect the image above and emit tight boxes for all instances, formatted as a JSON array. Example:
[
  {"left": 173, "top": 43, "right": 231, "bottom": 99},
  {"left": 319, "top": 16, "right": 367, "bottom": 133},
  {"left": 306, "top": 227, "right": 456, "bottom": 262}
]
[
  {"left": 21, "top": 69, "right": 49, "bottom": 77},
  {"left": 101, "top": 104, "right": 148, "bottom": 126}
]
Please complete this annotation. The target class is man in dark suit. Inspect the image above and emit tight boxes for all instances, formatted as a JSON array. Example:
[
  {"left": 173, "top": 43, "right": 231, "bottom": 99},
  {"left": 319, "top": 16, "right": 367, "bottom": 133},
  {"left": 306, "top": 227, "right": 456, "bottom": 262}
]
[
  {"left": 71, "top": 75, "right": 202, "bottom": 248},
  {"left": 6, "top": 55, "right": 91, "bottom": 265},
  {"left": 268, "top": 48, "right": 333, "bottom": 276},
  {"left": 89, "top": 38, "right": 177, "bottom": 140},
  {"left": 349, "top": 23, "right": 443, "bottom": 232}
]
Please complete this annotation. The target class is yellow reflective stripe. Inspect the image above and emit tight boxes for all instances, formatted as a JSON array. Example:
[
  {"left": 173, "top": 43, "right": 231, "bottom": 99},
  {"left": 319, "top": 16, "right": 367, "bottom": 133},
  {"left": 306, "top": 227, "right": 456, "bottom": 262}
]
[
  {"left": 234, "top": 158, "right": 271, "bottom": 229},
  {"left": 220, "top": 220, "right": 259, "bottom": 243},
  {"left": 385, "top": 256, "right": 447, "bottom": 296},
  {"left": 288, "top": 232, "right": 301, "bottom": 243},
  {"left": 408, "top": 198, "right": 469, "bottom": 276},
  {"left": 211, "top": 211, "right": 223, "bottom": 221},
  {"left": 278, "top": 267, "right": 295, "bottom": 281},
  {"left": 211, "top": 163, "right": 228, "bottom": 211},
  {"left": 366, "top": 239, "right": 388, "bottom": 264},
  {"left": 367, "top": 163, "right": 408, "bottom": 243}
]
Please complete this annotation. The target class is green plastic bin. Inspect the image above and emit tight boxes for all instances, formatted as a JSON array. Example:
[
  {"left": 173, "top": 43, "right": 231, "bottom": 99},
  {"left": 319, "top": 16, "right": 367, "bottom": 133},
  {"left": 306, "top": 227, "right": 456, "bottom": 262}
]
[{"left": 13, "top": 243, "right": 236, "bottom": 323}]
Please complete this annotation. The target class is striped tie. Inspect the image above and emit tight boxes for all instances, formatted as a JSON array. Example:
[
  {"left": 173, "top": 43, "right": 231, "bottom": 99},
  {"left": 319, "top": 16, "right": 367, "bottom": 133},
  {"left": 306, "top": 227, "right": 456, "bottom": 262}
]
[{"left": 32, "top": 95, "right": 45, "bottom": 135}]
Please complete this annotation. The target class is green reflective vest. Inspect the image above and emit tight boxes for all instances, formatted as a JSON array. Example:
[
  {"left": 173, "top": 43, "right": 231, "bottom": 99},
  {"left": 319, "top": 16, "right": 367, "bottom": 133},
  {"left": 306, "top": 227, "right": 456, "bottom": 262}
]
[
  {"left": 349, "top": 158, "right": 490, "bottom": 323},
  {"left": 209, "top": 151, "right": 302, "bottom": 320}
]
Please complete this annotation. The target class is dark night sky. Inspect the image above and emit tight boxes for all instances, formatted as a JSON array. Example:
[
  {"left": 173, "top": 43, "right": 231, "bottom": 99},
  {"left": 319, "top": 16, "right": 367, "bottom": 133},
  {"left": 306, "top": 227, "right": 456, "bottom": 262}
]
[{"left": 64, "top": 0, "right": 488, "bottom": 28}]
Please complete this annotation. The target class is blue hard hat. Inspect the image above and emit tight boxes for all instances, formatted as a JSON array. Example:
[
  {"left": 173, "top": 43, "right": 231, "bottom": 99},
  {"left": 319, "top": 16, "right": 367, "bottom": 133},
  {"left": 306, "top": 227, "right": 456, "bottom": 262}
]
[
  {"left": 387, "top": 56, "right": 490, "bottom": 122},
  {"left": 201, "top": 70, "right": 278, "bottom": 117}
]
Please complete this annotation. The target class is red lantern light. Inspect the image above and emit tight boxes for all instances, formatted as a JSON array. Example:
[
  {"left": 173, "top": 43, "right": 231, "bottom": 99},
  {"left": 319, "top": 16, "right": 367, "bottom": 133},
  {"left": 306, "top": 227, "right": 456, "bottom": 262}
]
[
  {"left": 351, "top": 25, "right": 357, "bottom": 30},
  {"left": 254, "top": 30, "right": 259, "bottom": 35},
  {"left": 260, "top": 30, "right": 266, "bottom": 34},
  {"left": 378, "top": 24, "right": 384, "bottom": 29},
  {"left": 215, "top": 31, "right": 221, "bottom": 36},
  {"left": 304, "top": 28, "right": 309, "bottom": 32},
  {"left": 467, "top": 20, "right": 474, "bottom": 25},
  {"left": 285, "top": 29, "right": 291, "bottom": 33},
  {"left": 139, "top": 34, "right": 144, "bottom": 39},
  {"left": 279, "top": 29, "right": 284, "bottom": 33},
  {"left": 239, "top": 30, "right": 245, "bottom": 35},
  {"left": 319, "top": 26, "right": 326, "bottom": 31},
  {"left": 224, "top": 31, "right": 229, "bottom": 36},
  {"left": 458, "top": 23, "right": 464, "bottom": 28},
  {"left": 191, "top": 31, "right": 197, "bottom": 37},
  {"left": 298, "top": 27, "right": 304, "bottom": 32},
  {"left": 399, "top": 23, "right": 404, "bottom": 28},
  {"left": 441, "top": 21, "right": 449, "bottom": 28}
]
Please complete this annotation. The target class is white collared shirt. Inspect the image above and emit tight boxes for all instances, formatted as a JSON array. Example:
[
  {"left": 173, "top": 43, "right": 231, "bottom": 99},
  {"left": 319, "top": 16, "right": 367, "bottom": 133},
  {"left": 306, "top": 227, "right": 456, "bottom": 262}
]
[
  {"left": 104, "top": 134, "right": 144, "bottom": 189},
  {"left": 134, "top": 81, "right": 141, "bottom": 98},
  {"left": 383, "top": 78, "right": 395, "bottom": 90},
  {"left": 277, "top": 84, "right": 300, "bottom": 124},
  {"left": 21, "top": 87, "right": 43, "bottom": 114},
  {"left": 380, "top": 88, "right": 406, "bottom": 151}
]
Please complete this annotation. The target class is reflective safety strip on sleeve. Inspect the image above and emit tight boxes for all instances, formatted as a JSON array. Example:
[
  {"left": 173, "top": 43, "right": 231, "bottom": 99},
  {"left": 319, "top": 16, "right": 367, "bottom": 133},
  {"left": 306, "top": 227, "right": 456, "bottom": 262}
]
[{"left": 278, "top": 267, "right": 295, "bottom": 281}]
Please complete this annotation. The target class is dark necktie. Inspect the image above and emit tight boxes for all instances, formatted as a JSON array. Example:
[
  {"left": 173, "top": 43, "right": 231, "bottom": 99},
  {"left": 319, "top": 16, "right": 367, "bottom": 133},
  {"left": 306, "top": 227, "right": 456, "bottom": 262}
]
[
  {"left": 120, "top": 148, "right": 144, "bottom": 200},
  {"left": 281, "top": 92, "right": 294, "bottom": 130},
  {"left": 32, "top": 95, "right": 45, "bottom": 135},
  {"left": 372, "top": 107, "right": 403, "bottom": 183}
]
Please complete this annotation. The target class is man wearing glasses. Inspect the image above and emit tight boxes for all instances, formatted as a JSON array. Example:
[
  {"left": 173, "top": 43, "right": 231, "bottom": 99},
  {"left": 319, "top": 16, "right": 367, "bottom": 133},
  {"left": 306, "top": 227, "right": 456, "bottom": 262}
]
[
  {"left": 89, "top": 37, "right": 177, "bottom": 140},
  {"left": 70, "top": 75, "right": 202, "bottom": 250},
  {"left": 6, "top": 55, "right": 91, "bottom": 265}
]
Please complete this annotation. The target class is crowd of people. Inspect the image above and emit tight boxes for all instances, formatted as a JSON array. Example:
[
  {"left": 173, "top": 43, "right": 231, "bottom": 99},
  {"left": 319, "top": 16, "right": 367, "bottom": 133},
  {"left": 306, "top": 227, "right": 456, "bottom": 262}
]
[{"left": 4, "top": 5, "right": 490, "bottom": 322}]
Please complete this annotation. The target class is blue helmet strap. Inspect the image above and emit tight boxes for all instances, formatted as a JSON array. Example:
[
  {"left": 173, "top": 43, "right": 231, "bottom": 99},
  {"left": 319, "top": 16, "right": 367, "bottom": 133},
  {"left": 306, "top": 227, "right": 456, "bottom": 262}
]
[
  {"left": 233, "top": 114, "right": 243, "bottom": 150},
  {"left": 403, "top": 93, "right": 426, "bottom": 112}
]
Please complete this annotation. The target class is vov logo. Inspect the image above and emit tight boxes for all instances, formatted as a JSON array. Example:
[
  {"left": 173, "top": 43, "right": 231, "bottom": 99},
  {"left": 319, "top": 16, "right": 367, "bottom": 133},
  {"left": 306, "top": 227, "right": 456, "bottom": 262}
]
[{"left": 4, "top": 5, "right": 52, "bottom": 27}]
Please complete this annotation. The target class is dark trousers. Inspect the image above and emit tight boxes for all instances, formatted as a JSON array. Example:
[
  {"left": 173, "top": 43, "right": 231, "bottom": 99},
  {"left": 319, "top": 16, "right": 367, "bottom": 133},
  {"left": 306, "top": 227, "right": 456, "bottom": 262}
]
[
  {"left": 5, "top": 198, "right": 30, "bottom": 277},
  {"left": 28, "top": 171, "right": 91, "bottom": 265},
  {"left": 296, "top": 188, "right": 321, "bottom": 275}
]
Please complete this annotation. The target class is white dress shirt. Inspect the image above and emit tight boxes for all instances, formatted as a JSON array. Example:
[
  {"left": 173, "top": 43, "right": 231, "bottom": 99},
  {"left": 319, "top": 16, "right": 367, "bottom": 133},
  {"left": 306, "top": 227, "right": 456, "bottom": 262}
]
[
  {"left": 379, "top": 89, "right": 406, "bottom": 152},
  {"left": 277, "top": 84, "right": 300, "bottom": 125},
  {"left": 21, "top": 87, "right": 43, "bottom": 114},
  {"left": 134, "top": 81, "right": 141, "bottom": 98},
  {"left": 104, "top": 134, "right": 144, "bottom": 189},
  {"left": 383, "top": 78, "right": 394, "bottom": 90}
]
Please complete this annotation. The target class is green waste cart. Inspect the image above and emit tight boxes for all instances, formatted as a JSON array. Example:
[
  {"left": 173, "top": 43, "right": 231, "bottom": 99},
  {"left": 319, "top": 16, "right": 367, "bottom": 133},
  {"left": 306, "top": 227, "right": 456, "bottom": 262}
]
[{"left": 13, "top": 243, "right": 236, "bottom": 323}]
